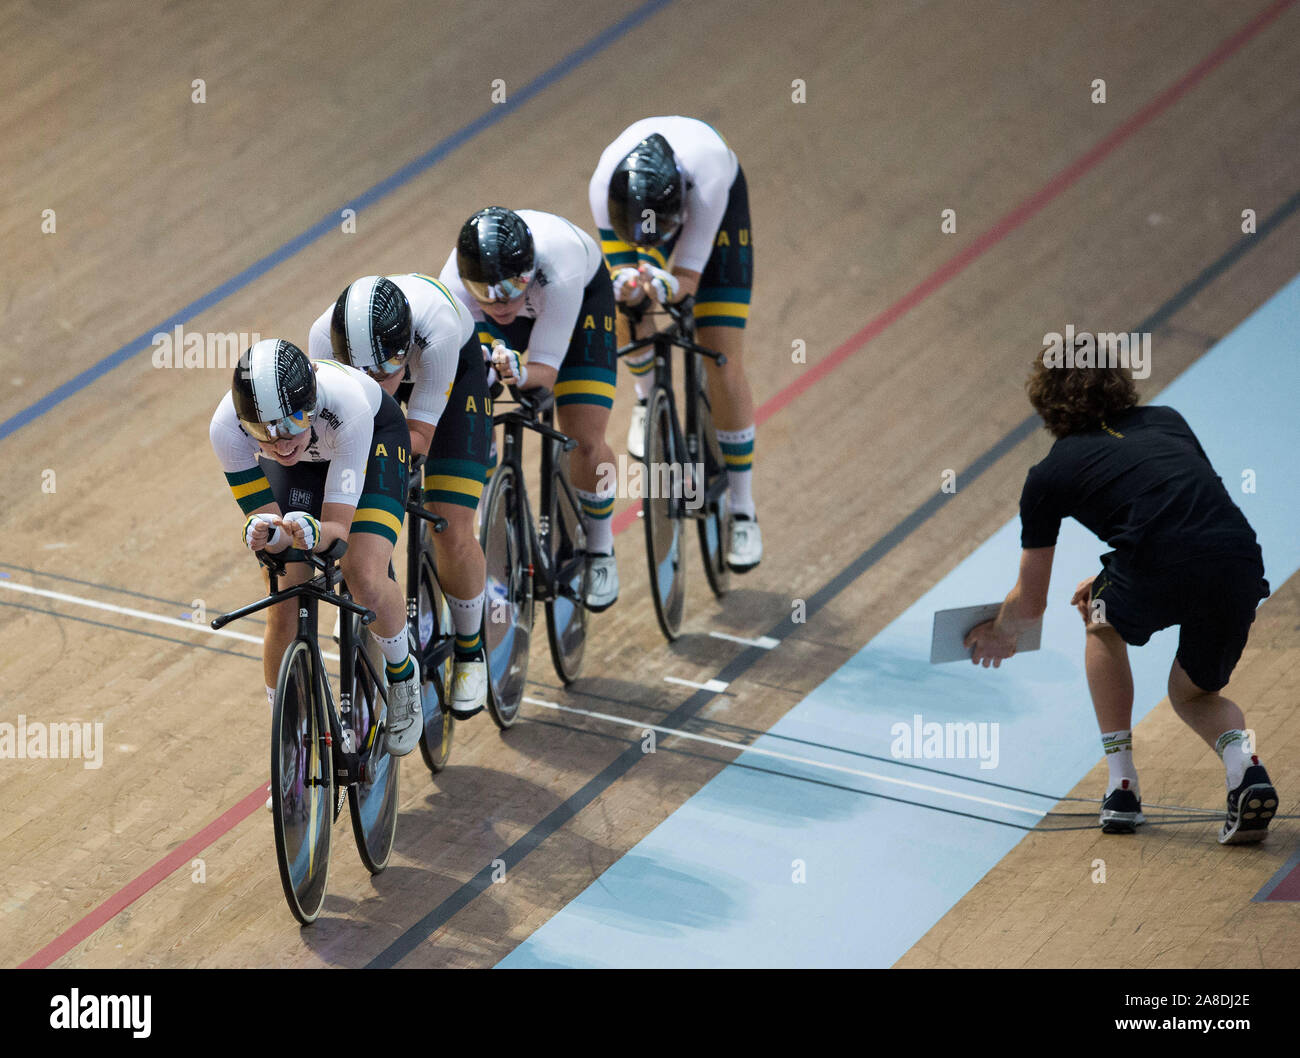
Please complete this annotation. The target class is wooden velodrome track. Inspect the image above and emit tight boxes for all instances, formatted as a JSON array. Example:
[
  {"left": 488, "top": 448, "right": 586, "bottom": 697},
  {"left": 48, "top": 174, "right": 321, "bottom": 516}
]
[{"left": 2, "top": 0, "right": 1298, "bottom": 969}]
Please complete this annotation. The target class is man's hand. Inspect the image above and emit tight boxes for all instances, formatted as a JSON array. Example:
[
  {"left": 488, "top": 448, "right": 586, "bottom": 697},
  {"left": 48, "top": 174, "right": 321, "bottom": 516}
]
[
  {"left": 964, "top": 619, "right": 1017, "bottom": 668},
  {"left": 490, "top": 340, "right": 526, "bottom": 387},
  {"left": 281, "top": 511, "right": 321, "bottom": 552},
  {"left": 1071, "top": 576, "right": 1096, "bottom": 623},
  {"left": 242, "top": 513, "right": 283, "bottom": 552},
  {"left": 611, "top": 267, "right": 645, "bottom": 304},
  {"left": 638, "top": 263, "right": 679, "bottom": 304}
]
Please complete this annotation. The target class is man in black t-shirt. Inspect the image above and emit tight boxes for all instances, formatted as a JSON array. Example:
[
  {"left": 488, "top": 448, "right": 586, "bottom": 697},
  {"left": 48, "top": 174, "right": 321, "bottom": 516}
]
[{"left": 964, "top": 354, "right": 1277, "bottom": 845}]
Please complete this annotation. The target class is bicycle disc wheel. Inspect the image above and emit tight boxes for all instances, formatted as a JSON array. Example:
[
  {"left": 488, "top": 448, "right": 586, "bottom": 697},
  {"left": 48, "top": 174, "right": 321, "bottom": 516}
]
[
  {"left": 271, "top": 639, "right": 333, "bottom": 925},
  {"left": 693, "top": 371, "right": 731, "bottom": 598},
  {"left": 643, "top": 386, "right": 686, "bottom": 640},
  {"left": 544, "top": 441, "right": 589, "bottom": 684},
  {"left": 416, "top": 557, "right": 454, "bottom": 773},
  {"left": 347, "top": 619, "right": 399, "bottom": 874},
  {"left": 480, "top": 462, "right": 532, "bottom": 728}
]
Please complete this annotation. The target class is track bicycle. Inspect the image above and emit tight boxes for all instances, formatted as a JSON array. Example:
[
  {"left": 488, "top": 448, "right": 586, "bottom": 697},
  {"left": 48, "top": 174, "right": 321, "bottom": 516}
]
[
  {"left": 618, "top": 296, "right": 731, "bottom": 641},
  {"left": 477, "top": 386, "right": 590, "bottom": 727}
]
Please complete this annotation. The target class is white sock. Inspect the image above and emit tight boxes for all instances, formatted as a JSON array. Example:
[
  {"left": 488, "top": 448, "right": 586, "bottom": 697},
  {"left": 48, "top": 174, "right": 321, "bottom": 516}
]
[
  {"left": 444, "top": 589, "right": 485, "bottom": 659},
  {"left": 265, "top": 686, "right": 275, "bottom": 709},
  {"left": 576, "top": 488, "right": 615, "bottom": 554},
  {"left": 1101, "top": 730, "right": 1138, "bottom": 796},
  {"left": 1216, "top": 730, "right": 1256, "bottom": 789},
  {"left": 625, "top": 355, "right": 654, "bottom": 401},
  {"left": 373, "top": 626, "right": 410, "bottom": 666},
  {"left": 716, "top": 426, "right": 756, "bottom": 518}
]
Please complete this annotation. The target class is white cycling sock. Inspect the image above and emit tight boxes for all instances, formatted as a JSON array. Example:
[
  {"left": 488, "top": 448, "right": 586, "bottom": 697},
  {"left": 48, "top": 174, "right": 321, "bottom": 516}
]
[
  {"left": 1216, "top": 730, "right": 1256, "bottom": 789},
  {"left": 1101, "top": 730, "right": 1138, "bottom": 796},
  {"left": 716, "top": 425, "right": 756, "bottom": 518}
]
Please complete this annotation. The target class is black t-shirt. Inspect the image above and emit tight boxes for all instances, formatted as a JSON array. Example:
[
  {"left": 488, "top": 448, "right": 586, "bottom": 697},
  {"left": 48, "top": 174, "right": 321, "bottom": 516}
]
[{"left": 1019, "top": 405, "right": 1260, "bottom": 568}]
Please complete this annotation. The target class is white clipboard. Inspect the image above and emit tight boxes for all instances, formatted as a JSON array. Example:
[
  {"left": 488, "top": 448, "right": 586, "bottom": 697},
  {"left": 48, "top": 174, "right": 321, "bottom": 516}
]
[{"left": 930, "top": 603, "right": 1043, "bottom": 664}]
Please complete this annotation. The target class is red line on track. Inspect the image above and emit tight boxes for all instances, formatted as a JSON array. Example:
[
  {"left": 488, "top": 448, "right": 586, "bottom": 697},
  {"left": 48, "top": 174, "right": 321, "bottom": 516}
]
[
  {"left": 19, "top": 784, "right": 269, "bottom": 968},
  {"left": 20, "top": 0, "right": 1295, "bottom": 968}
]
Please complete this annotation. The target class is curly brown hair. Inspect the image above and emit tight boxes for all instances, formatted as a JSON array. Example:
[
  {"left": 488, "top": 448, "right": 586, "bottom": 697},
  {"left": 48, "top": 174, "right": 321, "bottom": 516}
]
[{"left": 1025, "top": 352, "right": 1139, "bottom": 438}]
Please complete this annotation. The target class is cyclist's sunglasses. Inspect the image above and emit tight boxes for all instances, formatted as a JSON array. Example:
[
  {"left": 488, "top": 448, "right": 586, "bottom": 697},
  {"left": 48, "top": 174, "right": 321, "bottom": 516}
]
[
  {"left": 366, "top": 352, "right": 408, "bottom": 380},
  {"left": 240, "top": 409, "right": 311, "bottom": 443},
  {"left": 464, "top": 271, "right": 534, "bottom": 305}
]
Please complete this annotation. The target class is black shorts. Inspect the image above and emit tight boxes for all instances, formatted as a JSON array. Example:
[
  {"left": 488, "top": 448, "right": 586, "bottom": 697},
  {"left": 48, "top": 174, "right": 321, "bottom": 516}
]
[
  {"left": 473, "top": 268, "right": 618, "bottom": 411},
  {"left": 421, "top": 333, "right": 494, "bottom": 510},
  {"left": 1090, "top": 551, "right": 1270, "bottom": 692},
  {"left": 260, "top": 389, "right": 411, "bottom": 547}
]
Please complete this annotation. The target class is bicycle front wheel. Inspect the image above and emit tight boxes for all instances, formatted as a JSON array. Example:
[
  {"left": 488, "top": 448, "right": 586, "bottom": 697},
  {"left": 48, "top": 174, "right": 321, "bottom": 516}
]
[
  {"left": 643, "top": 386, "right": 686, "bottom": 640},
  {"left": 692, "top": 370, "right": 731, "bottom": 599},
  {"left": 479, "top": 462, "right": 532, "bottom": 728},
  {"left": 416, "top": 556, "right": 454, "bottom": 773},
  {"left": 271, "top": 638, "right": 333, "bottom": 925},
  {"left": 347, "top": 618, "right": 399, "bottom": 874},
  {"left": 544, "top": 441, "right": 588, "bottom": 684}
]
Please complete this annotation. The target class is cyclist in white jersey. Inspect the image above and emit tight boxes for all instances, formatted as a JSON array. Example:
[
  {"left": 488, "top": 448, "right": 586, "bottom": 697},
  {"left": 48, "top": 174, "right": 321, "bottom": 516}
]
[
  {"left": 308, "top": 274, "right": 493, "bottom": 718},
  {"left": 210, "top": 340, "right": 423, "bottom": 755},
  {"left": 438, "top": 207, "right": 621, "bottom": 611},
  {"left": 590, "top": 115, "right": 762, "bottom": 573}
]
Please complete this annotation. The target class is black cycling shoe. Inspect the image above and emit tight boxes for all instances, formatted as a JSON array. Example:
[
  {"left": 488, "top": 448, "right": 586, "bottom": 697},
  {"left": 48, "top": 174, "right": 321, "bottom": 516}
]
[
  {"left": 1099, "top": 781, "right": 1145, "bottom": 834},
  {"left": 1220, "top": 763, "right": 1278, "bottom": 845}
]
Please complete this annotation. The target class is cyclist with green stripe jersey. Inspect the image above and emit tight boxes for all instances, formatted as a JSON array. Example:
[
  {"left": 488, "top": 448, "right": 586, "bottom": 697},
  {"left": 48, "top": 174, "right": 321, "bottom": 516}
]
[
  {"left": 590, "top": 116, "right": 762, "bottom": 573},
  {"left": 439, "top": 207, "right": 622, "bottom": 611},
  {"left": 308, "top": 274, "right": 493, "bottom": 718},
  {"left": 210, "top": 340, "right": 424, "bottom": 755}
]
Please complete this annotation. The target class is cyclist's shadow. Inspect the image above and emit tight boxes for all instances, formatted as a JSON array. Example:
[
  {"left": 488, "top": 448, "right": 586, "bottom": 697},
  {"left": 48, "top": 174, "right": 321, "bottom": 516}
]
[{"left": 295, "top": 759, "right": 619, "bottom": 964}]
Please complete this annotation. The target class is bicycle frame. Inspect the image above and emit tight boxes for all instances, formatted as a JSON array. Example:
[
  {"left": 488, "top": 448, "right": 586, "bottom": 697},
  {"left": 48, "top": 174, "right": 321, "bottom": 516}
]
[
  {"left": 618, "top": 300, "right": 730, "bottom": 520},
  {"left": 492, "top": 389, "right": 585, "bottom": 605},
  {"left": 213, "top": 544, "right": 380, "bottom": 795}
]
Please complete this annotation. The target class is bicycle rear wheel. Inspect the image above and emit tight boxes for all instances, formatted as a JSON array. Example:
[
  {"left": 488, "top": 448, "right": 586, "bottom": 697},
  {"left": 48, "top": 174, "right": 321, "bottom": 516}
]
[
  {"left": 643, "top": 386, "right": 686, "bottom": 640},
  {"left": 416, "top": 556, "right": 454, "bottom": 773},
  {"left": 271, "top": 639, "right": 333, "bottom": 925},
  {"left": 692, "top": 369, "right": 731, "bottom": 598},
  {"left": 347, "top": 618, "right": 399, "bottom": 874},
  {"left": 545, "top": 442, "right": 589, "bottom": 684},
  {"left": 480, "top": 462, "right": 532, "bottom": 728}
]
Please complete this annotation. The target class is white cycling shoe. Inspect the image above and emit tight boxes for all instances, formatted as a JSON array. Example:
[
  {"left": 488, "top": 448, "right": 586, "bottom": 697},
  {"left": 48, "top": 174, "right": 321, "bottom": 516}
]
[
  {"left": 384, "top": 656, "right": 423, "bottom": 756},
  {"left": 584, "top": 552, "right": 620, "bottom": 611},
  {"left": 727, "top": 515, "right": 762, "bottom": 573},
  {"left": 449, "top": 657, "right": 488, "bottom": 720},
  {"left": 627, "top": 401, "right": 647, "bottom": 461}
]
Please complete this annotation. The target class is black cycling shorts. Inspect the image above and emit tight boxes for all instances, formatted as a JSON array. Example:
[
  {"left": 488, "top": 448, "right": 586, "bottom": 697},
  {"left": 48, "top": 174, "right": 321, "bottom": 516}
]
[
  {"left": 260, "top": 388, "right": 410, "bottom": 547},
  {"left": 1090, "top": 551, "right": 1270, "bottom": 692},
  {"left": 473, "top": 268, "right": 618, "bottom": 411},
  {"left": 421, "top": 333, "right": 494, "bottom": 510}
]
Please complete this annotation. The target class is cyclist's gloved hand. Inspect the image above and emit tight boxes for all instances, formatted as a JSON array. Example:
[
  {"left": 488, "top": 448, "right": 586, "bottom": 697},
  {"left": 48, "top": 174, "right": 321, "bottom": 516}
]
[
  {"left": 491, "top": 340, "right": 527, "bottom": 388},
  {"left": 282, "top": 511, "right": 321, "bottom": 552},
  {"left": 639, "top": 264, "right": 679, "bottom": 305},
  {"left": 243, "top": 513, "right": 285, "bottom": 552},
  {"left": 611, "top": 267, "right": 645, "bottom": 304}
]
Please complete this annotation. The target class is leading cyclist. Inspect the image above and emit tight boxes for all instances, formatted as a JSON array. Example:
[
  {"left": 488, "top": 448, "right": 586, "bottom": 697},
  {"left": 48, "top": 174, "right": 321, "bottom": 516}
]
[{"left": 209, "top": 340, "right": 423, "bottom": 754}]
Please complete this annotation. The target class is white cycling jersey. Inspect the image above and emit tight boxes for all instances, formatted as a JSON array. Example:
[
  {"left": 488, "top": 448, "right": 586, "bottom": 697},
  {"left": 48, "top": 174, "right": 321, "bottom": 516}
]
[
  {"left": 210, "top": 359, "right": 382, "bottom": 508},
  {"left": 438, "top": 209, "right": 603, "bottom": 371},
  {"left": 307, "top": 273, "right": 474, "bottom": 428},
  {"left": 589, "top": 116, "right": 739, "bottom": 273}
]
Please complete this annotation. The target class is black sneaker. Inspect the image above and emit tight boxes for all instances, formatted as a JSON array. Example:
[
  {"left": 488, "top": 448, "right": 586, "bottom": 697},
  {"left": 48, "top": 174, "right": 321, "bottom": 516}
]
[
  {"left": 1220, "top": 762, "right": 1278, "bottom": 845},
  {"left": 1100, "top": 780, "right": 1145, "bottom": 833}
]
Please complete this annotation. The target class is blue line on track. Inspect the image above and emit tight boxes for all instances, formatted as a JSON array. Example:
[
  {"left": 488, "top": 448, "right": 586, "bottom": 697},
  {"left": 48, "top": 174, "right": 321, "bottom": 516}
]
[{"left": 0, "top": 0, "right": 674, "bottom": 445}]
